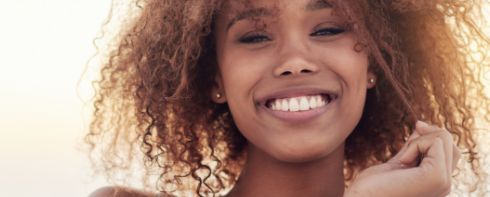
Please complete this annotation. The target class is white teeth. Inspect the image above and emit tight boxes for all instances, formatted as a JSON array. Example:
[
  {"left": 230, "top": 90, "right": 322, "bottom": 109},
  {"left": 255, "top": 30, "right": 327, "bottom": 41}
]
[
  {"left": 269, "top": 95, "right": 333, "bottom": 112},
  {"left": 309, "top": 96, "right": 317, "bottom": 108},
  {"left": 281, "top": 99, "right": 289, "bottom": 111},
  {"left": 299, "top": 97, "right": 309, "bottom": 111},
  {"left": 289, "top": 98, "right": 299, "bottom": 112},
  {"left": 316, "top": 96, "right": 323, "bottom": 106}
]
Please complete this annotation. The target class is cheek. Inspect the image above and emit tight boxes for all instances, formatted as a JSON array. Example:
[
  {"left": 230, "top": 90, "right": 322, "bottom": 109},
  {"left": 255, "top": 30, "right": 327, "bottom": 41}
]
[
  {"left": 314, "top": 38, "right": 369, "bottom": 91},
  {"left": 337, "top": 52, "right": 369, "bottom": 129},
  {"left": 314, "top": 39, "right": 369, "bottom": 126},
  {"left": 219, "top": 49, "right": 271, "bottom": 97},
  {"left": 217, "top": 48, "right": 277, "bottom": 142},
  {"left": 217, "top": 49, "right": 269, "bottom": 128}
]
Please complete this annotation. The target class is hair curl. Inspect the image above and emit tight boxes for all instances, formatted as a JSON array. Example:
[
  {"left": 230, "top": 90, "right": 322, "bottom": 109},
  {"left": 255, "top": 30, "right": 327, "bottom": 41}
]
[{"left": 85, "top": 0, "right": 490, "bottom": 196}]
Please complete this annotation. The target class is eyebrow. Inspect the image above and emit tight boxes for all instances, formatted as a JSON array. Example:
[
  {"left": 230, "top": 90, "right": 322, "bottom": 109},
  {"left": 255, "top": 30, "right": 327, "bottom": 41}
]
[
  {"left": 305, "top": 0, "right": 333, "bottom": 11},
  {"left": 226, "top": 7, "right": 274, "bottom": 31},
  {"left": 226, "top": 0, "right": 333, "bottom": 31}
]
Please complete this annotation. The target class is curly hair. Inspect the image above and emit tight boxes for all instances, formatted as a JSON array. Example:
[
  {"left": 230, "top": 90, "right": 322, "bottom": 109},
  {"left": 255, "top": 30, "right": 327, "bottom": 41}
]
[{"left": 85, "top": 0, "right": 490, "bottom": 196}]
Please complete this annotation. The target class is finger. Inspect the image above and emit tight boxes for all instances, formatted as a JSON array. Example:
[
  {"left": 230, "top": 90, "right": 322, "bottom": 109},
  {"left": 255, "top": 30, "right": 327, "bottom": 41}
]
[
  {"left": 407, "top": 130, "right": 420, "bottom": 142},
  {"left": 437, "top": 129, "right": 458, "bottom": 175},
  {"left": 453, "top": 147, "right": 461, "bottom": 172},
  {"left": 452, "top": 143, "right": 461, "bottom": 172},
  {"left": 440, "top": 131, "right": 453, "bottom": 177},
  {"left": 399, "top": 133, "right": 452, "bottom": 193},
  {"left": 417, "top": 131, "right": 453, "bottom": 177},
  {"left": 420, "top": 129, "right": 453, "bottom": 177},
  {"left": 392, "top": 120, "right": 438, "bottom": 164},
  {"left": 403, "top": 136, "right": 448, "bottom": 178},
  {"left": 398, "top": 133, "right": 446, "bottom": 167},
  {"left": 415, "top": 121, "right": 454, "bottom": 176},
  {"left": 390, "top": 131, "right": 420, "bottom": 164},
  {"left": 420, "top": 138, "right": 450, "bottom": 192},
  {"left": 423, "top": 138, "right": 447, "bottom": 171},
  {"left": 415, "top": 120, "right": 438, "bottom": 135},
  {"left": 440, "top": 128, "right": 461, "bottom": 172}
]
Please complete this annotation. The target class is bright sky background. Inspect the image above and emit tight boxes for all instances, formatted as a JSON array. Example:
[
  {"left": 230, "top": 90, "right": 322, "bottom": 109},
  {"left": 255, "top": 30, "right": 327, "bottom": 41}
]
[
  {"left": 0, "top": 1, "right": 111, "bottom": 196},
  {"left": 0, "top": 1, "right": 488, "bottom": 197}
]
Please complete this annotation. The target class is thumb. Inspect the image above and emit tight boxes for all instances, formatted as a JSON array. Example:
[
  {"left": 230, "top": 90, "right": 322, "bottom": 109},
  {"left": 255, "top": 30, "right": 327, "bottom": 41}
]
[
  {"left": 415, "top": 120, "right": 433, "bottom": 135},
  {"left": 389, "top": 130, "right": 420, "bottom": 165}
]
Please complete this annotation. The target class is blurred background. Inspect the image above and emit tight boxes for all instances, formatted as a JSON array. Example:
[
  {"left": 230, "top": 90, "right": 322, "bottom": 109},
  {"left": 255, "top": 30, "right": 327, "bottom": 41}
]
[
  {"left": 0, "top": 0, "right": 110, "bottom": 196},
  {"left": 0, "top": 1, "right": 489, "bottom": 197}
]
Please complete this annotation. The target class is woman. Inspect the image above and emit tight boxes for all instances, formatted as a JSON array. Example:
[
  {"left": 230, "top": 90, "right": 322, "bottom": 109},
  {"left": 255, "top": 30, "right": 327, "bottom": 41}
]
[{"left": 86, "top": 0, "right": 490, "bottom": 196}]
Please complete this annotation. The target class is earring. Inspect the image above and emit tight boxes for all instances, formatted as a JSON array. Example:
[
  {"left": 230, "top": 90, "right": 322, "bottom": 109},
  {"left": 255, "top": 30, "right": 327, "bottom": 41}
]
[
  {"left": 216, "top": 93, "right": 222, "bottom": 99},
  {"left": 368, "top": 78, "right": 375, "bottom": 84}
]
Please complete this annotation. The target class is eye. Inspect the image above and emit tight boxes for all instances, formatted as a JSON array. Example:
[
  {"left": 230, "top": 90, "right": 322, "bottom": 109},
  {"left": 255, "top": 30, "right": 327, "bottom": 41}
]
[
  {"left": 239, "top": 32, "right": 271, "bottom": 44},
  {"left": 310, "top": 27, "right": 345, "bottom": 37}
]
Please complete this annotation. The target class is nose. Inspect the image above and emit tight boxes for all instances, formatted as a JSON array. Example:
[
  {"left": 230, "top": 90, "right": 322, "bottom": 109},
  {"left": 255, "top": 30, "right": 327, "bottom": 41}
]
[{"left": 273, "top": 46, "right": 319, "bottom": 77}]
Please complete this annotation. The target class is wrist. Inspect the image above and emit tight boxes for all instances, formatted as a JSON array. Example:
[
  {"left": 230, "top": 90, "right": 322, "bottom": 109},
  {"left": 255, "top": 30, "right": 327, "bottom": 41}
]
[
  {"left": 344, "top": 188, "right": 374, "bottom": 197},
  {"left": 343, "top": 189, "right": 359, "bottom": 197}
]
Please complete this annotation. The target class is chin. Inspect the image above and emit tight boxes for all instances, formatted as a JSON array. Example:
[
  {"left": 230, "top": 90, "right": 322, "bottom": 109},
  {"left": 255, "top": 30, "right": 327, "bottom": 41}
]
[{"left": 268, "top": 142, "right": 343, "bottom": 163}]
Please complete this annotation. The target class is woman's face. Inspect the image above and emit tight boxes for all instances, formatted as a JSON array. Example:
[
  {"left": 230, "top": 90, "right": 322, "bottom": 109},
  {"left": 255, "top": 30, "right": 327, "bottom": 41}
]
[{"left": 214, "top": 0, "right": 373, "bottom": 162}]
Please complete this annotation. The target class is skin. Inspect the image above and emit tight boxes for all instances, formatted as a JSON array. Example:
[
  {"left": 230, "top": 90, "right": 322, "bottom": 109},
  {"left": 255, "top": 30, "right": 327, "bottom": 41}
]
[
  {"left": 213, "top": 0, "right": 370, "bottom": 196},
  {"left": 90, "top": 0, "right": 461, "bottom": 196},
  {"left": 214, "top": 0, "right": 372, "bottom": 164},
  {"left": 211, "top": 0, "right": 460, "bottom": 197},
  {"left": 88, "top": 186, "right": 154, "bottom": 197},
  {"left": 345, "top": 121, "right": 461, "bottom": 197}
]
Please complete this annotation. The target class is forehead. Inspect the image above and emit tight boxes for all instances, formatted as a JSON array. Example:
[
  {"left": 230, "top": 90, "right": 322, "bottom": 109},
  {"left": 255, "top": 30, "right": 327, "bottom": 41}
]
[
  {"left": 221, "top": 0, "right": 333, "bottom": 14},
  {"left": 217, "top": 0, "right": 336, "bottom": 27}
]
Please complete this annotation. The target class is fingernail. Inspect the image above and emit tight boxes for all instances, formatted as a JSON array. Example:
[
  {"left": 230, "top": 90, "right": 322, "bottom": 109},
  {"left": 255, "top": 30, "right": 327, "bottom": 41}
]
[{"left": 416, "top": 120, "right": 429, "bottom": 129}]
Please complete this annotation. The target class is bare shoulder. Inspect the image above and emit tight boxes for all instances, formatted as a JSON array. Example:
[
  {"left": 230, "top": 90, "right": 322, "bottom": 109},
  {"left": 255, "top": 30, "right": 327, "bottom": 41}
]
[{"left": 88, "top": 186, "right": 158, "bottom": 197}]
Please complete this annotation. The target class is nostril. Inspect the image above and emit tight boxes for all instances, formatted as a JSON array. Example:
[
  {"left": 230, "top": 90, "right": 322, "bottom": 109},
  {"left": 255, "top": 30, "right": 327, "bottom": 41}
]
[
  {"left": 300, "top": 69, "right": 312, "bottom": 73},
  {"left": 278, "top": 68, "right": 314, "bottom": 76}
]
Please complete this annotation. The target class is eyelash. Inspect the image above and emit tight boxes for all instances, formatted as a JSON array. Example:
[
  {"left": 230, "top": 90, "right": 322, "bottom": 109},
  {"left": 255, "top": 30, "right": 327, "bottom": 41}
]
[
  {"left": 239, "top": 33, "right": 270, "bottom": 43},
  {"left": 310, "top": 27, "right": 345, "bottom": 36},
  {"left": 238, "top": 27, "right": 345, "bottom": 44}
]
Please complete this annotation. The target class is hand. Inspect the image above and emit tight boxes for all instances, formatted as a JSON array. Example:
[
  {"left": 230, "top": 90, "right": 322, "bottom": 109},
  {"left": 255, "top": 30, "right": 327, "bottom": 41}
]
[{"left": 344, "top": 121, "right": 461, "bottom": 197}]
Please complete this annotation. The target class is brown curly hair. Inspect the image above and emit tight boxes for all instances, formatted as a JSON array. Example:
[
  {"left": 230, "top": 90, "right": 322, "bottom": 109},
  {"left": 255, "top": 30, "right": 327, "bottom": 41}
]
[{"left": 85, "top": 0, "right": 490, "bottom": 196}]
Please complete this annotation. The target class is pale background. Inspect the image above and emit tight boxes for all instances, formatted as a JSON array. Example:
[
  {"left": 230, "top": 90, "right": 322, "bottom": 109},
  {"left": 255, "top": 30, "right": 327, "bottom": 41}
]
[{"left": 0, "top": 1, "right": 489, "bottom": 197}]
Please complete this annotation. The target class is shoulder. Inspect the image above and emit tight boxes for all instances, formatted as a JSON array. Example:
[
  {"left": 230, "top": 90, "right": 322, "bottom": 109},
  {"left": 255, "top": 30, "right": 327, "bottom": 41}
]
[{"left": 88, "top": 186, "right": 157, "bottom": 197}]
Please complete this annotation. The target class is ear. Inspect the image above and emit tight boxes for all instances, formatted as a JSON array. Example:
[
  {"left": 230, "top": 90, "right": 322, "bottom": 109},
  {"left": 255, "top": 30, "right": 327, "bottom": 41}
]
[
  {"left": 211, "top": 73, "right": 227, "bottom": 103},
  {"left": 367, "top": 71, "right": 377, "bottom": 89}
]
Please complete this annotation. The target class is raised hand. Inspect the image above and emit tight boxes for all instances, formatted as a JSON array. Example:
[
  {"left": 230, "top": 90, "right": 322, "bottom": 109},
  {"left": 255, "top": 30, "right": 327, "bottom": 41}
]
[{"left": 345, "top": 121, "right": 461, "bottom": 197}]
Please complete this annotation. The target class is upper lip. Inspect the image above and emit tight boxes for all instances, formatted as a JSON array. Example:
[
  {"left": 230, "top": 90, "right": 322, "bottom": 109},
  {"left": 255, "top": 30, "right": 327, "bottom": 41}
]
[{"left": 256, "top": 86, "right": 340, "bottom": 106}]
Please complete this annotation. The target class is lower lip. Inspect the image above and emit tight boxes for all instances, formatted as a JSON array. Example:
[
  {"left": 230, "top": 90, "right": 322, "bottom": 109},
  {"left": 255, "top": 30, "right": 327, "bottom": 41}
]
[{"left": 260, "top": 99, "right": 335, "bottom": 123}]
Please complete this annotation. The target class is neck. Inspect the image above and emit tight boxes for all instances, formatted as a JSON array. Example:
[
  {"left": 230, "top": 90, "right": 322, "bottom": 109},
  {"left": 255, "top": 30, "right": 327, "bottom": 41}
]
[{"left": 226, "top": 144, "right": 345, "bottom": 197}]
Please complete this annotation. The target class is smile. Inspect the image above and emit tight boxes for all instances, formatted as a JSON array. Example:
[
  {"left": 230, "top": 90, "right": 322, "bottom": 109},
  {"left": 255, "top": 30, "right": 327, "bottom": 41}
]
[
  {"left": 266, "top": 94, "right": 336, "bottom": 112},
  {"left": 257, "top": 88, "right": 339, "bottom": 122}
]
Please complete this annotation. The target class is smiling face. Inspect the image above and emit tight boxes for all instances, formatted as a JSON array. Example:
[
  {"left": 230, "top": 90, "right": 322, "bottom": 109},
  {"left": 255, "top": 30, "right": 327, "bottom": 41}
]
[{"left": 213, "top": 0, "right": 374, "bottom": 162}]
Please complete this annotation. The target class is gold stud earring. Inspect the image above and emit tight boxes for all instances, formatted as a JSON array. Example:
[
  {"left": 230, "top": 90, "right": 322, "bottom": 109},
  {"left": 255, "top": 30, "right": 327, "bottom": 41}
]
[{"left": 216, "top": 93, "right": 222, "bottom": 99}]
